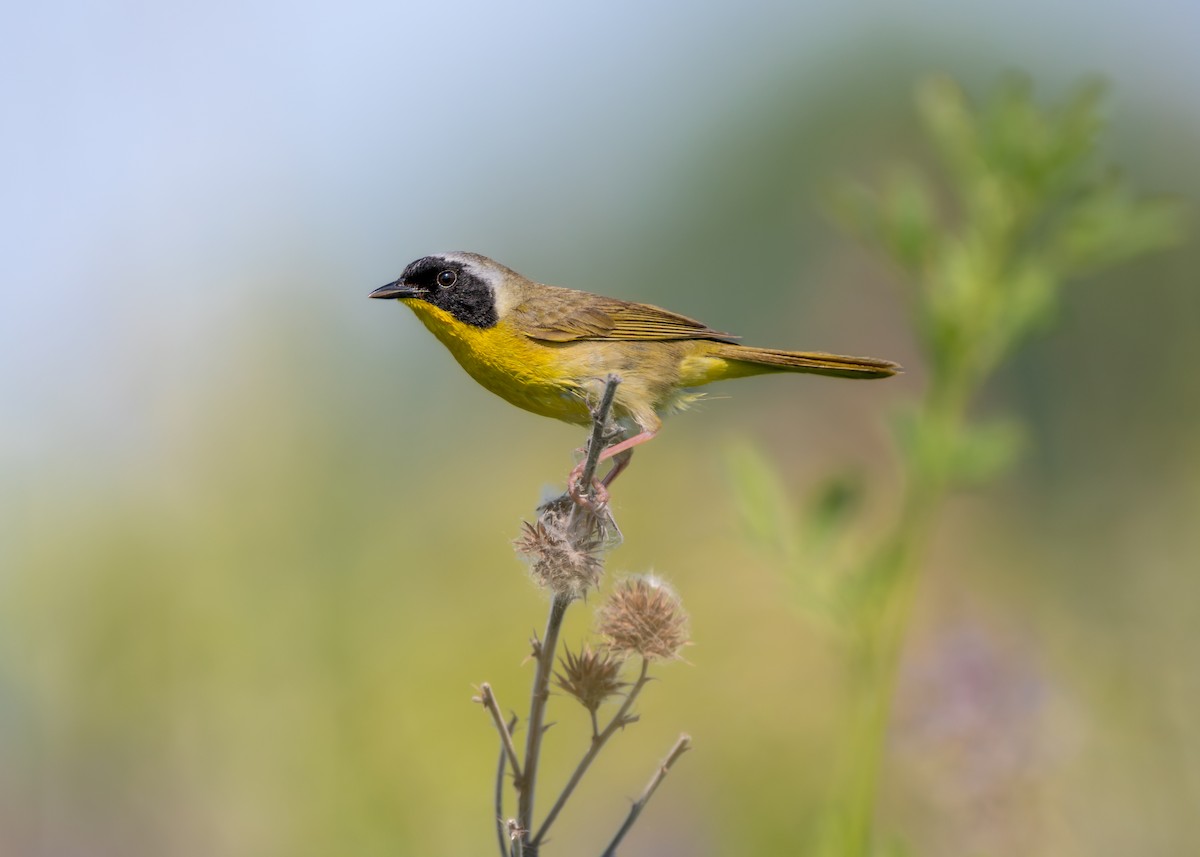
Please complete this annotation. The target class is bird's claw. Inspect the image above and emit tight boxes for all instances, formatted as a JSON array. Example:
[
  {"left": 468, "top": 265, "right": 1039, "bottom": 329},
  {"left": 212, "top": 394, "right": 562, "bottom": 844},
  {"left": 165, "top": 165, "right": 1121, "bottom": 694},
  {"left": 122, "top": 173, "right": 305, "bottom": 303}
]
[{"left": 567, "top": 462, "right": 609, "bottom": 511}]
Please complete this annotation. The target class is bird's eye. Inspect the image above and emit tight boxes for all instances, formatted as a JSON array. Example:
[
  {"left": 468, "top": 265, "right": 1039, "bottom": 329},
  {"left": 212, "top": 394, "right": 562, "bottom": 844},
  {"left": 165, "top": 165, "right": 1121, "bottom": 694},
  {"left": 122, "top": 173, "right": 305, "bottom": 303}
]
[{"left": 437, "top": 270, "right": 457, "bottom": 288}]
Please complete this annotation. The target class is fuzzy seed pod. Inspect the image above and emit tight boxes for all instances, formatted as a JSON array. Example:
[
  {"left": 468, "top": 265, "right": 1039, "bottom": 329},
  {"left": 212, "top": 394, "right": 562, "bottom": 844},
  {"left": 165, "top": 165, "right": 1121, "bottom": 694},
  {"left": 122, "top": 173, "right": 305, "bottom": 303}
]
[
  {"left": 597, "top": 575, "right": 690, "bottom": 662},
  {"left": 514, "top": 511, "right": 604, "bottom": 597}
]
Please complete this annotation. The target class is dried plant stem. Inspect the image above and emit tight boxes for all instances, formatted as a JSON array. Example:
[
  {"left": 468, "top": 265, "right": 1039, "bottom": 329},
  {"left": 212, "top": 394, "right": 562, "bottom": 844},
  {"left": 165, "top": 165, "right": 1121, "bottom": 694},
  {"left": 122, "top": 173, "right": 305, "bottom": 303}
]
[
  {"left": 517, "top": 594, "right": 570, "bottom": 856},
  {"left": 496, "top": 713, "right": 519, "bottom": 857},
  {"left": 480, "top": 683, "right": 524, "bottom": 782},
  {"left": 516, "top": 375, "right": 621, "bottom": 856},
  {"left": 531, "top": 658, "right": 651, "bottom": 847},
  {"left": 567, "top": 374, "right": 621, "bottom": 529},
  {"left": 601, "top": 733, "right": 693, "bottom": 857}
]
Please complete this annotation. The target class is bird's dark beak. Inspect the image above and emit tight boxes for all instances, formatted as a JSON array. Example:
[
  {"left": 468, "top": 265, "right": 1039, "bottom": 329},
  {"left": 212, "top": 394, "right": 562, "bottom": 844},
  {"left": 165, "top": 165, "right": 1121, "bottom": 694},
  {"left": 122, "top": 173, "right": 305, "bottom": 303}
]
[{"left": 369, "top": 278, "right": 426, "bottom": 300}]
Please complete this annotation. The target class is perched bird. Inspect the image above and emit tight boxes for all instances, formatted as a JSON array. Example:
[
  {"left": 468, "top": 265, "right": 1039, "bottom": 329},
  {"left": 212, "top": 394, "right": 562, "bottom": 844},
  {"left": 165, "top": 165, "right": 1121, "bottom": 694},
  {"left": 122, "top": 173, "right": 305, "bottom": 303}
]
[{"left": 370, "top": 252, "right": 899, "bottom": 500}]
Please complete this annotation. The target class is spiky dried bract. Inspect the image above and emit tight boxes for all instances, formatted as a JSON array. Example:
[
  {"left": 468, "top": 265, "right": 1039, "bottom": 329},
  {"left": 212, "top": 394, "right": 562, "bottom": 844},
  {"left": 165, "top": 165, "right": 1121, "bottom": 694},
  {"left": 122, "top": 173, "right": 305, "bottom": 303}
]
[
  {"left": 514, "top": 508, "right": 604, "bottom": 597},
  {"left": 598, "top": 576, "right": 690, "bottom": 662},
  {"left": 555, "top": 644, "right": 626, "bottom": 713}
]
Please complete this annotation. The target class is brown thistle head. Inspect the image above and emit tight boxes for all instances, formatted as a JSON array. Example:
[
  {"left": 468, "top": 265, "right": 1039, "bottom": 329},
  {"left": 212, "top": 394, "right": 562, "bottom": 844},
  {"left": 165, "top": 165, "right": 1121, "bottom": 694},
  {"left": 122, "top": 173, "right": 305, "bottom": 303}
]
[
  {"left": 554, "top": 644, "right": 627, "bottom": 713},
  {"left": 597, "top": 575, "right": 690, "bottom": 662}
]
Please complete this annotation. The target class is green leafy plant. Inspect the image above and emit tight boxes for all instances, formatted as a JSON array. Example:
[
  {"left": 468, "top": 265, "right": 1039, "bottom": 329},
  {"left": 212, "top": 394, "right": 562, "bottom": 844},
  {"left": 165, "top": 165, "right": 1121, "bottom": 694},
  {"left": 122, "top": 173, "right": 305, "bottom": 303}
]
[{"left": 729, "top": 75, "right": 1184, "bottom": 856}]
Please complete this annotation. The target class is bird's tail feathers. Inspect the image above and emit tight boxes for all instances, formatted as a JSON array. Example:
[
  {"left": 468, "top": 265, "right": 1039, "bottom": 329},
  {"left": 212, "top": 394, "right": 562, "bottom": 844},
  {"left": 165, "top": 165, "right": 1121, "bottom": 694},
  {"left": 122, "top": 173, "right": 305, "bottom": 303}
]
[{"left": 711, "top": 343, "right": 900, "bottom": 379}]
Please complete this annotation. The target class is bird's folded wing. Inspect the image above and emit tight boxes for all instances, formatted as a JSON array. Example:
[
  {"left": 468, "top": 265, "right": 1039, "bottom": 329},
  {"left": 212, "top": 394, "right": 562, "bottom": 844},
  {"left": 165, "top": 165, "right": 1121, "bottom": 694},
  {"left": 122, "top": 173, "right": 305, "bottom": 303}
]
[{"left": 513, "top": 288, "right": 738, "bottom": 343}]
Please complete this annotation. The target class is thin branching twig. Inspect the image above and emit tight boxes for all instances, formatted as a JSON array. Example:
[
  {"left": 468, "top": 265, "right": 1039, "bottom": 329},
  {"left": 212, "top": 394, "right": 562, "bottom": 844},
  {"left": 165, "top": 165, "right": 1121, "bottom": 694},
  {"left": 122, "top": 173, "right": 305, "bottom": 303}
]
[
  {"left": 531, "top": 658, "right": 652, "bottom": 847},
  {"left": 495, "top": 713, "right": 518, "bottom": 857},
  {"left": 601, "top": 733, "right": 693, "bottom": 857},
  {"left": 479, "top": 683, "right": 523, "bottom": 783},
  {"left": 568, "top": 375, "right": 621, "bottom": 527}
]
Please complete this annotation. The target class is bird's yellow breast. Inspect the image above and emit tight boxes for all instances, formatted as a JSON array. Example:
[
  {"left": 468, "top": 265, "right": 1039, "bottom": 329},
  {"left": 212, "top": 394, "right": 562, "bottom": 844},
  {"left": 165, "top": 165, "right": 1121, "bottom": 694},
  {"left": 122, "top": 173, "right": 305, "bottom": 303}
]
[{"left": 402, "top": 300, "right": 594, "bottom": 425}]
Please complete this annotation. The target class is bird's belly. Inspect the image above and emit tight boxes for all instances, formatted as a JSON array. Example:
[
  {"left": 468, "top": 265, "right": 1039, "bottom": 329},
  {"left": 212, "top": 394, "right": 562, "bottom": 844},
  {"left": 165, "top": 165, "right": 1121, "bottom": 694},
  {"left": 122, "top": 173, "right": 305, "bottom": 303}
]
[{"left": 473, "top": 364, "right": 592, "bottom": 425}]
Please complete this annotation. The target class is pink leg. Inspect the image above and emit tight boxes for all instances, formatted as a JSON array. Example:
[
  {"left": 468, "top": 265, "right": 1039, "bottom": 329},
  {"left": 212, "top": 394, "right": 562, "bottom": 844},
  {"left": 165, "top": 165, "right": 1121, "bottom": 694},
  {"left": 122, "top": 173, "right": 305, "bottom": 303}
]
[
  {"left": 601, "top": 450, "right": 633, "bottom": 488},
  {"left": 568, "top": 430, "right": 657, "bottom": 508},
  {"left": 597, "top": 430, "right": 657, "bottom": 464}
]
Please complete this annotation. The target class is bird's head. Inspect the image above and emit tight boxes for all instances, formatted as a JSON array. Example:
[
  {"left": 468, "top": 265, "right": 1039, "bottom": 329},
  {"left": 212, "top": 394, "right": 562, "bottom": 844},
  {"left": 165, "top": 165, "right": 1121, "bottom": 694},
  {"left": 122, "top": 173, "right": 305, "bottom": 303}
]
[{"left": 369, "top": 252, "right": 522, "bottom": 329}]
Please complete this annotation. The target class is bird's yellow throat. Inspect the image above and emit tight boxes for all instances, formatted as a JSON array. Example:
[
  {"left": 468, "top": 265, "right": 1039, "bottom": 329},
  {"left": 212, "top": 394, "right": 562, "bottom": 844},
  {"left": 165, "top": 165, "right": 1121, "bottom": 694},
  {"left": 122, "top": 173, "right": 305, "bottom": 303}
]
[{"left": 401, "top": 298, "right": 592, "bottom": 425}]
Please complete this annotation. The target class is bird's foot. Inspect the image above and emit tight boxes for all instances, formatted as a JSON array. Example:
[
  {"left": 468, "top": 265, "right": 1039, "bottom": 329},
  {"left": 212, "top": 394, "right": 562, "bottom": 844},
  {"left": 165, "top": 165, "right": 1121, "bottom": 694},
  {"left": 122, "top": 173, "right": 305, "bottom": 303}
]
[{"left": 567, "top": 461, "right": 609, "bottom": 511}]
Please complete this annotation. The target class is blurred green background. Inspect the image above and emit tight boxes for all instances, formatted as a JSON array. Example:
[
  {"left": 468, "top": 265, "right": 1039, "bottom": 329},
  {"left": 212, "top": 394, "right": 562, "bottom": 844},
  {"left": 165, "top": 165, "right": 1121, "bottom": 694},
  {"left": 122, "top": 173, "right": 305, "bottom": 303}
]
[{"left": 3, "top": 2, "right": 1198, "bottom": 855}]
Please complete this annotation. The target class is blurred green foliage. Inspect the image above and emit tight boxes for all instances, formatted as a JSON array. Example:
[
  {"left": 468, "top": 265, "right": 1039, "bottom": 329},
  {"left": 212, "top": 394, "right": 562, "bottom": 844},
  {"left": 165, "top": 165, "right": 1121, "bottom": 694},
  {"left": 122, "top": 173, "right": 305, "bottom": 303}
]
[
  {"left": 836, "top": 76, "right": 1182, "bottom": 392},
  {"left": 732, "top": 76, "right": 1184, "bottom": 856}
]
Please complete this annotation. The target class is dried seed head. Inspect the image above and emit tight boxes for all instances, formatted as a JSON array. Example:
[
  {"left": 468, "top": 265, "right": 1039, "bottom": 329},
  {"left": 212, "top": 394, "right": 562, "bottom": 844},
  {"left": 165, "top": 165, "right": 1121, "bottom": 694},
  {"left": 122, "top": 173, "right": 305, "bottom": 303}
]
[
  {"left": 598, "top": 575, "right": 690, "bottom": 662},
  {"left": 514, "top": 510, "right": 604, "bottom": 598},
  {"left": 555, "top": 644, "right": 627, "bottom": 712}
]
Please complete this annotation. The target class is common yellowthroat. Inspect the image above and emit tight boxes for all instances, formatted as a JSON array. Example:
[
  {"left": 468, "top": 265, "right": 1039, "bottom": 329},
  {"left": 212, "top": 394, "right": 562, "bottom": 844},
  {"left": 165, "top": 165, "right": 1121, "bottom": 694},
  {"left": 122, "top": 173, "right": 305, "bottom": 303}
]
[{"left": 370, "top": 252, "right": 898, "bottom": 495}]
